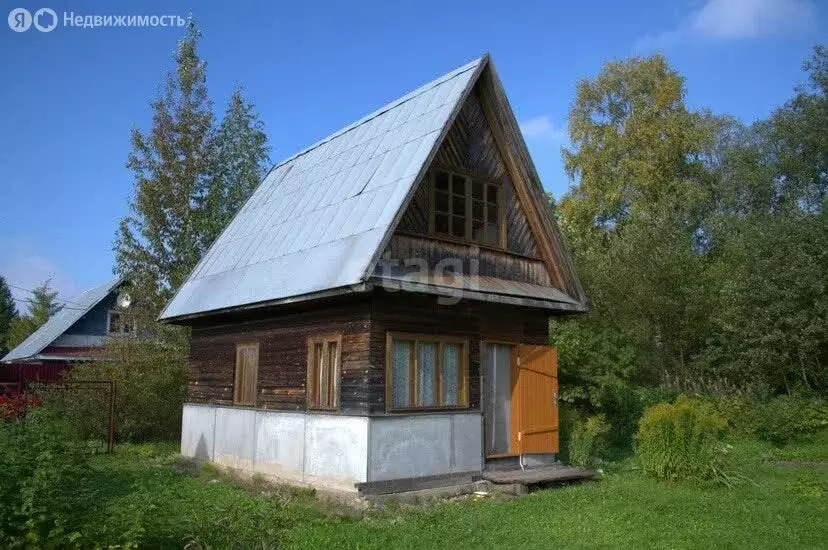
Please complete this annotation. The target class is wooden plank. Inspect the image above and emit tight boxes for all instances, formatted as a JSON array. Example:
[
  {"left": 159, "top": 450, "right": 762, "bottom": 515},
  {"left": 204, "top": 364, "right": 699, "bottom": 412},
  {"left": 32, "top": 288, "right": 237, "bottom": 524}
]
[
  {"left": 482, "top": 465, "right": 598, "bottom": 485},
  {"left": 515, "top": 345, "right": 558, "bottom": 454}
]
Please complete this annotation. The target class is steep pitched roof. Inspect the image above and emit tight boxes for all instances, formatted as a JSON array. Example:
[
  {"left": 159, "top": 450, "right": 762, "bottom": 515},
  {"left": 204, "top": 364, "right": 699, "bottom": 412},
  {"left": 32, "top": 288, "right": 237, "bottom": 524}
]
[
  {"left": 2, "top": 277, "right": 123, "bottom": 363},
  {"left": 160, "top": 55, "right": 585, "bottom": 321}
]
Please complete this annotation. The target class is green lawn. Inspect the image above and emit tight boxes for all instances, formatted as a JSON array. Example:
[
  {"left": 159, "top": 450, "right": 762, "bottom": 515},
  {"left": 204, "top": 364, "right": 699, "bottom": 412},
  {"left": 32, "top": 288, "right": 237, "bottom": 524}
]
[{"left": 77, "top": 437, "right": 827, "bottom": 549}]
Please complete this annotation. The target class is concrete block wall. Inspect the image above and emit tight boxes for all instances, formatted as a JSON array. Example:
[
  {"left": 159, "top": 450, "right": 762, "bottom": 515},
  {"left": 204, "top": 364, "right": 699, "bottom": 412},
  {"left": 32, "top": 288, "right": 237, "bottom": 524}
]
[
  {"left": 367, "top": 412, "right": 482, "bottom": 481},
  {"left": 181, "top": 404, "right": 369, "bottom": 491},
  {"left": 181, "top": 404, "right": 483, "bottom": 491}
]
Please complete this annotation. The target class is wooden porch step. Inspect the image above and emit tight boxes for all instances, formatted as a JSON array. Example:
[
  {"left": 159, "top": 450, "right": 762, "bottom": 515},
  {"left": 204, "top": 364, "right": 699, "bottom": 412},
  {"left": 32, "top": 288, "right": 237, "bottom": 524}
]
[{"left": 482, "top": 465, "right": 599, "bottom": 485}]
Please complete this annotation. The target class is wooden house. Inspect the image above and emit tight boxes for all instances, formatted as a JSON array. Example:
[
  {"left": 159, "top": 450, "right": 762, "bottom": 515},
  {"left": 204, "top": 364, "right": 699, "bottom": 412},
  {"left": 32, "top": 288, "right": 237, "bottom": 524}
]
[
  {"left": 1, "top": 278, "right": 134, "bottom": 393},
  {"left": 160, "top": 54, "right": 587, "bottom": 493}
]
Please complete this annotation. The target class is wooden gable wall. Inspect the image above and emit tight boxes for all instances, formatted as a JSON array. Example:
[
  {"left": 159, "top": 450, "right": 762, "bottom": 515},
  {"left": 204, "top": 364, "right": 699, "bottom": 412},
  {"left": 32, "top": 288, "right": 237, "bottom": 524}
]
[
  {"left": 396, "top": 85, "right": 540, "bottom": 258},
  {"left": 381, "top": 84, "right": 556, "bottom": 288}
]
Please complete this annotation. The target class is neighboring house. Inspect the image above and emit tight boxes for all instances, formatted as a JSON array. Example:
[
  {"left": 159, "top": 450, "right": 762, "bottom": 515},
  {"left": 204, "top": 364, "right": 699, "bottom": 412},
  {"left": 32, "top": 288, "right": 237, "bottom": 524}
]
[
  {"left": 161, "top": 54, "right": 587, "bottom": 493},
  {"left": 0, "top": 278, "right": 133, "bottom": 392}
]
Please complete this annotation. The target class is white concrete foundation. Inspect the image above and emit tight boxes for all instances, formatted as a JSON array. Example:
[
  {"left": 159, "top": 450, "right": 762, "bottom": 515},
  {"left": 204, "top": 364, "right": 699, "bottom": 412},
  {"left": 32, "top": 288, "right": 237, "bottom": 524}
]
[{"left": 181, "top": 404, "right": 483, "bottom": 491}]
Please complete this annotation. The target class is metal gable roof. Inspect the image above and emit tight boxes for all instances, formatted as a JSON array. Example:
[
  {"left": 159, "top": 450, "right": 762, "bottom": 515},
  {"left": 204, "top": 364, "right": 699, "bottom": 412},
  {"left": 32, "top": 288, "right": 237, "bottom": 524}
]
[
  {"left": 2, "top": 277, "right": 123, "bottom": 363},
  {"left": 159, "top": 56, "right": 487, "bottom": 321}
]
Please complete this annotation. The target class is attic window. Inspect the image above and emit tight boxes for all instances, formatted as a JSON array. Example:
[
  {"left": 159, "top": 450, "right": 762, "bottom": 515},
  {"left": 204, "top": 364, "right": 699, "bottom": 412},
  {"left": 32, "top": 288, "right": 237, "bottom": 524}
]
[
  {"left": 107, "top": 310, "right": 135, "bottom": 336},
  {"left": 431, "top": 169, "right": 502, "bottom": 247}
]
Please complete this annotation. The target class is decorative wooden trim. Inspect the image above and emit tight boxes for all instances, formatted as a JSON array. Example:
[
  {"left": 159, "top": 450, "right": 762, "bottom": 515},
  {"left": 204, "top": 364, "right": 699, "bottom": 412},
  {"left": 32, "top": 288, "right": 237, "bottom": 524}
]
[
  {"left": 385, "top": 331, "right": 470, "bottom": 413},
  {"left": 306, "top": 333, "right": 343, "bottom": 411}
]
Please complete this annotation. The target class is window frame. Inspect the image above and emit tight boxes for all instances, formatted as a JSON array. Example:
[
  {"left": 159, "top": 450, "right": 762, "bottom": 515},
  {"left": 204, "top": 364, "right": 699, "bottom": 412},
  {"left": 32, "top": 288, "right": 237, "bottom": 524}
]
[
  {"left": 106, "top": 309, "right": 135, "bottom": 337},
  {"left": 385, "top": 332, "right": 470, "bottom": 412},
  {"left": 306, "top": 333, "right": 343, "bottom": 411},
  {"left": 233, "top": 342, "right": 260, "bottom": 407},
  {"left": 428, "top": 167, "right": 505, "bottom": 249}
]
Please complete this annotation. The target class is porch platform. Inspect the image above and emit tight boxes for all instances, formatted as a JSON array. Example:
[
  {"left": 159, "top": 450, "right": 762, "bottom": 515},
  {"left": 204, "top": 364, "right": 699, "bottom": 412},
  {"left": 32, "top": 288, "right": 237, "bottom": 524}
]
[{"left": 482, "top": 464, "right": 599, "bottom": 486}]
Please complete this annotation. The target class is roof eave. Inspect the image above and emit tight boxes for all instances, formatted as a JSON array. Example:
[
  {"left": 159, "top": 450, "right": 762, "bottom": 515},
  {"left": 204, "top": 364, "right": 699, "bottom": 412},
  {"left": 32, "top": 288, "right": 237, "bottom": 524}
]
[
  {"left": 159, "top": 282, "right": 374, "bottom": 325},
  {"left": 372, "top": 276, "right": 588, "bottom": 313}
]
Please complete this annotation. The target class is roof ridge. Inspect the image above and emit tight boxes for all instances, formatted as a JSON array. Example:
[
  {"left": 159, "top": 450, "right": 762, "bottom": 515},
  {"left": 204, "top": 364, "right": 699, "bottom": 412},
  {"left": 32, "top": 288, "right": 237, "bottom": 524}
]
[{"left": 269, "top": 55, "right": 487, "bottom": 173}]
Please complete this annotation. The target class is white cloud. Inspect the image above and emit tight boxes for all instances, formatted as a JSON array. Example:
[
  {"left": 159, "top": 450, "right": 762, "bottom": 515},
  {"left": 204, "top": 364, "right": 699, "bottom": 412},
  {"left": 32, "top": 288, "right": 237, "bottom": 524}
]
[
  {"left": 636, "top": 0, "right": 817, "bottom": 51},
  {"left": 519, "top": 115, "right": 567, "bottom": 141}
]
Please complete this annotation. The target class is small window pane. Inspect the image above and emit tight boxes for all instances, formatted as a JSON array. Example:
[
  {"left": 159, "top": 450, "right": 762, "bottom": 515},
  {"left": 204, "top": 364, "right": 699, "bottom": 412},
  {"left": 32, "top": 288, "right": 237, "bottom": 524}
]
[
  {"left": 472, "top": 200, "right": 483, "bottom": 220},
  {"left": 392, "top": 341, "right": 412, "bottom": 408},
  {"left": 435, "top": 171, "right": 449, "bottom": 191},
  {"left": 487, "top": 184, "right": 498, "bottom": 202},
  {"left": 435, "top": 191, "right": 449, "bottom": 212},
  {"left": 487, "top": 203, "right": 498, "bottom": 222},
  {"left": 442, "top": 344, "right": 460, "bottom": 406},
  {"left": 418, "top": 342, "right": 437, "bottom": 407},
  {"left": 472, "top": 219, "right": 484, "bottom": 241},
  {"left": 451, "top": 216, "right": 465, "bottom": 237},
  {"left": 434, "top": 213, "right": 449, "bottom": 234},
  {"left": 472, "top": 181, "right": 483, "bottom": 199},
  {"left": 452, "top": 175, "right": 466, "bottom": 196},
  {"left": 452, "top": 196, "right": 465, "bottom": 215},
  {"left": 485, "top": 222, "right": 499, "bottom": 245}
]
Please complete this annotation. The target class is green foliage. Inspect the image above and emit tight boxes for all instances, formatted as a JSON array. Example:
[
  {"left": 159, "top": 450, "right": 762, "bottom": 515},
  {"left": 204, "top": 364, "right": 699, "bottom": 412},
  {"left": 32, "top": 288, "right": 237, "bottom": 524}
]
[
  {"left": 116, "top": 22, "right": 214, "bottom": 319},
  {"left": 116, "top": 23, "right": 270, "bottom": 324},
  {"left": 0, "top": 412, "right": 90, "bottom": 547},
  {"left": 4, "top": 279, "right": 63, "bottom": 351},
  {"left": 714, "top": 395, "right": 828, "bottom": 446},
  {"left": 198, "top": 88, "right": 270, "bottom": 251},
  {"left": 636, "top": 397, "right": 730, "bottom": 483},
  {"left": 558, "top": 46, "right": 828, "bottom": 397},
  {"left": 769, "top": 429, "right": 828, "bottom": 463},
  {"left": 753, "top": 397, "right": 828, "bottom": 446},
  {"left": 560, "top": 53, "right": 721, "bottom": 388},
  {"left": 0, "top": 276, "right": 16, "bottom": 356},
  {"left": 39, "top": 336, "right": 188, "bottom": 443},
  {"left": 568, "top": 414, "right": 610, "bottom": 469}
]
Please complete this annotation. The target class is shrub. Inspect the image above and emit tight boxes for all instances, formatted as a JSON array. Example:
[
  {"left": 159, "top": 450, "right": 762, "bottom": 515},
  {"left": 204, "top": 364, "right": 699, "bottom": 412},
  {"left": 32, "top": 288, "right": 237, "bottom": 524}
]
[
  {"left": 557, "top": 403, "right": 581, "bottom": 464},
  {"left": 0, "top": 392, "right": 40, "bottom": 421},
  {"left": 636, "top": 397, "right": 729, "bottom": 483},
  {"left": 754, "top": 396, "right": 828, "bottom": 446},
  {"left": 38, "top": 335, "right": 188, "bottom": 443},
  {"left": 591, "top": 379, "right": 643, "bottom": 454},
  {"left": 0, "top": 411, "right": 91, "bottom": 547},
  {"left": 715, "top": 395, "right": 827, "bottom": 446},
  {"left": 568, "top": 414, "right": 610, "bottom": 469}
]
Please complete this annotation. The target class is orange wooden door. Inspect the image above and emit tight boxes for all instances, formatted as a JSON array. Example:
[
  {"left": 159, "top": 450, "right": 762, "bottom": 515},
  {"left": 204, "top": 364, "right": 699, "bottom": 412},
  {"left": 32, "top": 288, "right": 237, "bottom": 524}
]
[{"left": 514, "top": 345, "right": 559, "bottom": 454}]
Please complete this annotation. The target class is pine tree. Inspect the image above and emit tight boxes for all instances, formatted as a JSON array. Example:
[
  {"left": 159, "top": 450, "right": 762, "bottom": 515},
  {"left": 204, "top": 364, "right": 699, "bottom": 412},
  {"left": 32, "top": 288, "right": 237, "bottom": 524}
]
[
  {"left": 115, "top": 22, "right": 214, "bottom": 318},
  {"left": 4, "top": 279, "right": 62, "bottom": 351},
  {"left": 0, "top": 276, "right": 18, "bottom": 356},
  {"left": 198, "top": 88, "right": 270, "bottom": 250}
]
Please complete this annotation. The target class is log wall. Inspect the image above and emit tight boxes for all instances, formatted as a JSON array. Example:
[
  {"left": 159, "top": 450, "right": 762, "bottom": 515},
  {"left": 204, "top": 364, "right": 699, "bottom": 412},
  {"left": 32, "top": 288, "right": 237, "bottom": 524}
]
[
  {"left": 186, "top": 293, "right": 549, "bottom": 416},
  {"left": 188, "top": 299, "right": 371, "bottom": 414}
]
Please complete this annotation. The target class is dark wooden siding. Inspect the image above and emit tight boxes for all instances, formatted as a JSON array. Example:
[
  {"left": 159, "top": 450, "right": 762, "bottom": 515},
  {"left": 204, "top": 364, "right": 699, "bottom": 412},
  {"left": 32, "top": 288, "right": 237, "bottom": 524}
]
[
  {"left": 377, "top": 234, "right": 552, "bottom": 287},
  {"left": 186, "top": 293, "right": 550, "bottom": 416},
  {"left": 367, "top": 291, "right": 549, "bottom": 414},
  {"left": 396, "top": 85, "right": 540, "bottom": 259},
  {"left": 188, "top": 299, "right": 372, "bottom": 414}
]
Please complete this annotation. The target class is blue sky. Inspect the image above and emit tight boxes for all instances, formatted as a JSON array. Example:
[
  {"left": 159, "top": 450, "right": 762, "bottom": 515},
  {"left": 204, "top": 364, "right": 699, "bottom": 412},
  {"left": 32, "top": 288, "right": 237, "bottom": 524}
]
[{"left": 0, "top": 0, "right": 824, "bottom": 308}]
